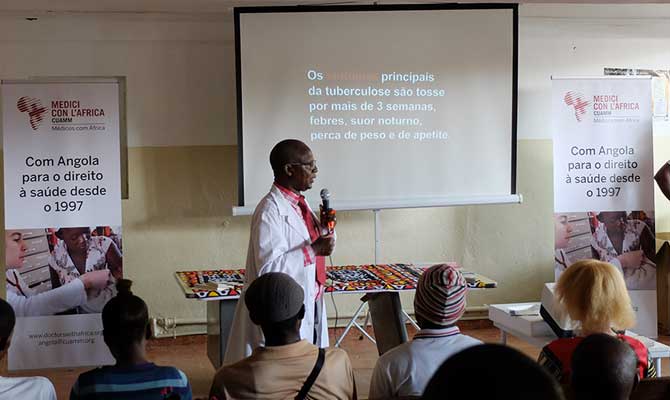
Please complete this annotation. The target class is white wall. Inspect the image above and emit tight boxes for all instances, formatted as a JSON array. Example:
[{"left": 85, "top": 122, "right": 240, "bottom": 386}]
[
  {"left": 5, "top": 5, "right": 670, "bottom": 145},
  {"left": 0, "top": 14, "right": 236, "bottom": 147},
  {"left": 519, "top": 4, "right": 670, "bottom": 232},
  {"left": 520, "top": 4, "right": 670, "bottom": 139}
]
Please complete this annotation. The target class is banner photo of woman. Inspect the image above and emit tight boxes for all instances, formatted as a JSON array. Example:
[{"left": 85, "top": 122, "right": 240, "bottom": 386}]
[
  {"left": 554, "top": 211, "right": 656, "bottom": 291},
  {"left": 5, "top": 226, "right": 123, "bottom": 317}
]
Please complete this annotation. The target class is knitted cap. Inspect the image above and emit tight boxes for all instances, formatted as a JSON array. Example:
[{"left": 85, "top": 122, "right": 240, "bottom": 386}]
[
  {"left": 414, "top": 264, "right": 467, "bottom": 326},
  {"left": 245, "top": 272, "right": 304, "bottom": 324}
]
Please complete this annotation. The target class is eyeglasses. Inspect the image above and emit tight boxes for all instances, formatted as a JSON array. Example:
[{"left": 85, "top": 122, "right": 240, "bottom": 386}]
[{"left": 288, "top": 161, "right": 317, "bottom": 172}]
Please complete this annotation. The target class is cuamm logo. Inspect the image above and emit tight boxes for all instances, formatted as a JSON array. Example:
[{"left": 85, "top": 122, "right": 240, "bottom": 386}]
[
  {"left": 16, "top": 97, "right": 47, "bottom": 130},
  {"left": 563, "top": 91, "right": 590, "bottom": 122}
]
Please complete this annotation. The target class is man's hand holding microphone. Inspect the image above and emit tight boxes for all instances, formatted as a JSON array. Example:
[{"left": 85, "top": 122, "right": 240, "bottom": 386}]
[{"left": 311, "top": 188, "right": 336, "bottom": 256}]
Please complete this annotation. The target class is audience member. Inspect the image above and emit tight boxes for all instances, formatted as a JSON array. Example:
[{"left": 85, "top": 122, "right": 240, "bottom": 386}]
[
  {"left": 209, "top": 272, "right": 356, "bottom": 400},
  {"left": 655, "top": 160, "right": 670, "bottom": 201},
  {"left": 421, "top": 343, "right": 564, "bottom": 400},
  {"left": 70, "top": 279, "right": 192, "bottom": 399},
  {"left": 538, "top": 259, "right": 655, "bottom": 383},
  {"left": 571, "top": 333, "right": 638, "bottom": 400},
  {"left": 368, "top": 264, "right": 481, "bottom": 399},
  {"left": 0, "top": 298, "right": 57, "bottom": 399}
]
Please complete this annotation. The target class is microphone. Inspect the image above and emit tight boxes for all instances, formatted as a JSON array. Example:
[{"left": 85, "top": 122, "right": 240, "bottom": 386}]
[
  {"left": 320, "top": 188, "right": 330, "bottom": 211},
  {"left": 319, "top": 188, "right": 336, "bottom": 234}
]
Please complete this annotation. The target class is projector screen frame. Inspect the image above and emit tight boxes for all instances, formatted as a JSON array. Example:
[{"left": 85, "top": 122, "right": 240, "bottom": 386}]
[{"left": 234, "top": 3, "right": 519, "bottom": 211}]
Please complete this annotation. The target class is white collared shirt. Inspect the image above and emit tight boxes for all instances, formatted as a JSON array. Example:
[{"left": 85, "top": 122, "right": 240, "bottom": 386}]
[{"left": 369, "top": 326, "right": 481, "bottom": 399}]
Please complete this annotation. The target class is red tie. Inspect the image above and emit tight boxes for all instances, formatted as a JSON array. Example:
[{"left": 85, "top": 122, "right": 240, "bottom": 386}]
[{"left": 298, "top": 198, "right": 326, "bottom": 286}]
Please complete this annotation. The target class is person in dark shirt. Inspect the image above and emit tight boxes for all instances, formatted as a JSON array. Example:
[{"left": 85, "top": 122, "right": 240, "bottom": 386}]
[
  {"left": 571, "top": 333, "right": 639, "bottom": 400},
  {"left": 421, "top": 344, "right": 564, "bottom": 400},
  {"left": 70, "top": 279, "right": 191, "bottom": 400}
]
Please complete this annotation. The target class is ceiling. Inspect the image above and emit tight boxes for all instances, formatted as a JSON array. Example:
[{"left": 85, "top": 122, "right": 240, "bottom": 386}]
[
  {"left": 2, "top": 0, "right": 670, "bottom": 26},
  {"left": 1, "top": 0, "right": 670, "bottom": 14}
]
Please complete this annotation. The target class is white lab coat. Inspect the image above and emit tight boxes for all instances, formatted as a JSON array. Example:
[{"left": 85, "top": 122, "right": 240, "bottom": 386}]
[
  {"left": 6, "top": 270, "right": 87, "bottom": 317},
  {"left": 223, "top": 185, "right": 329, "bottom": 365}
]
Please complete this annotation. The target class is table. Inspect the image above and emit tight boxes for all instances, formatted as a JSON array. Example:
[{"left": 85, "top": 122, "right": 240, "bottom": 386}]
[
  {"left": 323, "top": 263, "right": 496, "bottom": 354},
  {"left": 175, "top": 264, "right": 497, "bottom": 367},
  {"left": 489, "top": 302, "right": 670, "bottom": 376},
  {"left": 174, "top": 263, "right": 497, "bottom": 300}
]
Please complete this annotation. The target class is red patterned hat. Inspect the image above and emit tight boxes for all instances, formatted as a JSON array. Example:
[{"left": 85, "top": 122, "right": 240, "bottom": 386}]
[{"left": 414, "top": 264, "right": 467, "bottom": 326}]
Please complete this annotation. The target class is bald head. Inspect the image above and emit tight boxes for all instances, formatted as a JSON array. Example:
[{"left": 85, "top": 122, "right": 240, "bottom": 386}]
[
  {"left": 269, "top": 139, "right": 317, "bottom": 193},
  {"left": 269, "top": 139, "right": 311, "bottom": 177},
  {"left": 571, "top": 334, "right": 638, "bottom": 400}
]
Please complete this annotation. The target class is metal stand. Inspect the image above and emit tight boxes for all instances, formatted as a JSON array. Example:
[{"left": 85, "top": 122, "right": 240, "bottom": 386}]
[
  {"left": 334, "top": 209, "right": 419, "bottom": 349},
  {"left": 334, "top": 210, "right": 382, "bottom": 347},
  {"left": 359, "top": 310, "right": 371, "bottom": 340},
  {"left": 334, "top": 297, "right": 376, "bottom": 347},
  {"left": 374, "top": 209, "right": 381, "bottom": 264},
  {"left": 207, "top": 299, "right": 239, "bottom": 369},
  {"left": 403, "top": 309, "right": 420, "bottom": 330}
]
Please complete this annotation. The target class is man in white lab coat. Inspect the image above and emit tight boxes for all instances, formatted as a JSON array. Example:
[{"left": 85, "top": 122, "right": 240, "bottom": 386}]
[{"left": 223, "top": 139, "right": 335, "bottom": 364}]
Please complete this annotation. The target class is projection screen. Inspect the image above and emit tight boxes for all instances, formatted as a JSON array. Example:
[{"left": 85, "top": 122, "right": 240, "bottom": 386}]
[{"left": 235, "top": 4, "right": 519, "bottom": 214}]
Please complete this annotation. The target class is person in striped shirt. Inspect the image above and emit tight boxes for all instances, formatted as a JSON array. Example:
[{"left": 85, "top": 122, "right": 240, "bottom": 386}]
[
  {"left": 368, "top": 264, "right": 481, "bottom": 399},
  {"left": 70, "top": 279, "right": 191, "bottom": 400}
]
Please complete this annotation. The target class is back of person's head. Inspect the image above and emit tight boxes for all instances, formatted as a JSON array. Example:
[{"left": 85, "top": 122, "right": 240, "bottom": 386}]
[
  {"left": 556, "top": 260, "right": 634, "bottom": 332},
  {"left": 422, "top": 344, "right": 564, "bottom": 400},
  {"left": 0, "top": 298, "right": 15, "bottom": 353},
  {"left": 102, "top": 279, "right": 149, "bottom": 357},
  {"left": 414, "top": 264, "right": 467, "bottom": 328},
  {"left": 571, "top": 333, "right": 638, "bottom": 400},
  {"left": 245, "top": 272, "right": 305, "bottom": 333}
]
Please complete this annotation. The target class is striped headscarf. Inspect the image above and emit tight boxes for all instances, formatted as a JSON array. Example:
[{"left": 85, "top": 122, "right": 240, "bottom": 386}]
[{"left": 414, "top": 264, "right": 467, "bottom": 326}]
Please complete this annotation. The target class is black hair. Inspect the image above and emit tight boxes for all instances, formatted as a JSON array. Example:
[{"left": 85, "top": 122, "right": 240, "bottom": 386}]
[
  {"left": 571, "top": 333, "right": 639, "bottom": 400},
  {"left": 422, "top": 344, "right": 564, "bottom": 400},
  {"left": 269, "top": 139, "right": 309, "bottom": 176},
  {"left": 0, "top": 299, "right": 15, "bottom": 351},
  {"left": 55, "top": 226, "right": 91, "bottom": 240},
  {"left": 102, "top": 279, "right": 149, "bottom": 352},
  {"left": 596, "top": 211, "right": 627, "bottom": 223}
]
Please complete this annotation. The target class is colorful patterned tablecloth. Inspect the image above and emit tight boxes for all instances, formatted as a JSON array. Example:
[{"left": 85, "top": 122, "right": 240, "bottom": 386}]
[
  {"left": 175, "top": 269, "right": 245, "bottom": 300},
  {"left": 326, "top": 264, "right": 420, "bottom": 292},
  {"left": 175, "top": 264, "right": 497, "bottom": 300}
]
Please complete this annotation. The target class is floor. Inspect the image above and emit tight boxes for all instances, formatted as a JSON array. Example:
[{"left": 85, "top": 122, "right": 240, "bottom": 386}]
[{"left": 2, "top": 321, "right": 669, "bottom": 399}]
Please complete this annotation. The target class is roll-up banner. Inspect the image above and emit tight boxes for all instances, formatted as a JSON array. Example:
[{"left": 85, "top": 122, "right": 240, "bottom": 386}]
[
  {"left": 1, "top": 80, "right": 123, "bottom": 369},
  {"left": 553, "top": 76, "right": 657, "bottom": 338}
]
